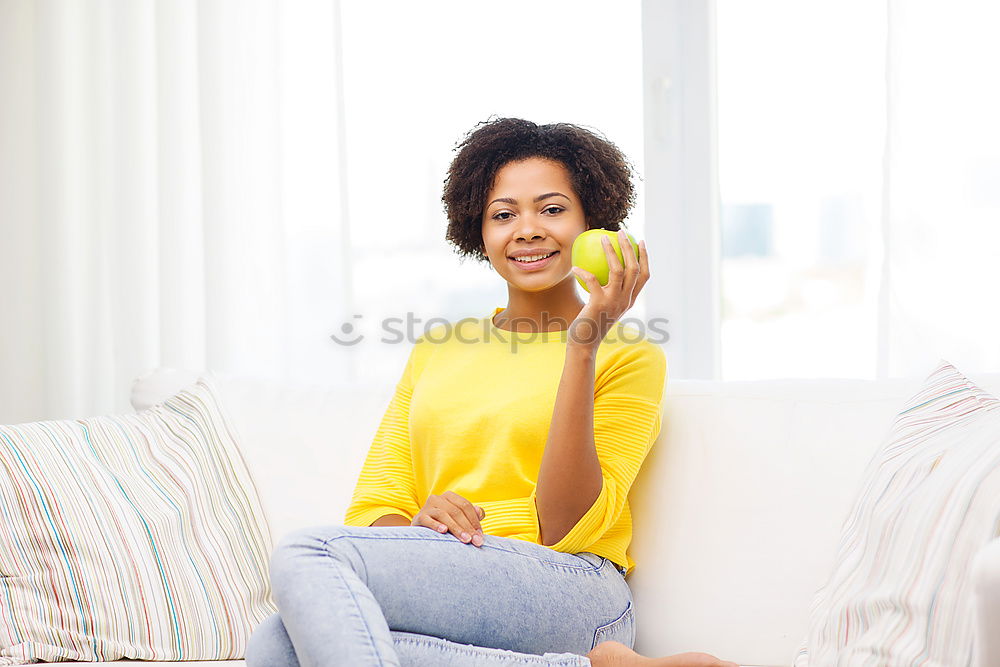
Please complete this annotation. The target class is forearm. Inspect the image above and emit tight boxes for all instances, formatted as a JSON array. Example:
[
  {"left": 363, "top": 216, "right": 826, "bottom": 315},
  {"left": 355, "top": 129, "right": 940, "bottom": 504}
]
[
  {"left": 369, "top": 513, "right": 411, "bottom": 527},
  {"left": 535, "top": 343, "right": 603, "bottom": 546}
]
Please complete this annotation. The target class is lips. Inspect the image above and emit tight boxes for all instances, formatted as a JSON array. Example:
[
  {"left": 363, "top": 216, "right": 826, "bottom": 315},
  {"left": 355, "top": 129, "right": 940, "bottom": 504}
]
[{"left": 508, "top": 251, "right": 559, "bottom": 271}]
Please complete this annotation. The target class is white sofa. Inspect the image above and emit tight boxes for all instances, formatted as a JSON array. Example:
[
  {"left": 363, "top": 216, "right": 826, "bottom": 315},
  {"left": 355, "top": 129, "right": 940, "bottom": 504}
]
[{"left": 55, "top": 366, "right": 1000, "bottom": 667}]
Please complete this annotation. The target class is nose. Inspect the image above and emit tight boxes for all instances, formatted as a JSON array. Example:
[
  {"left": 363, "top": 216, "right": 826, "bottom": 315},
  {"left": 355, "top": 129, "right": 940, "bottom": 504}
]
[{"left": 514, "top": 213, "right": 546, "bottom": 242}]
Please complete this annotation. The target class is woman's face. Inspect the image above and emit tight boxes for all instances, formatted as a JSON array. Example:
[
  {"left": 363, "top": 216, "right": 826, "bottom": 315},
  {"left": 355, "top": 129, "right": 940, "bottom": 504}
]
[{"left": 480, "top": 157, "right": 588, "bottom": 292}]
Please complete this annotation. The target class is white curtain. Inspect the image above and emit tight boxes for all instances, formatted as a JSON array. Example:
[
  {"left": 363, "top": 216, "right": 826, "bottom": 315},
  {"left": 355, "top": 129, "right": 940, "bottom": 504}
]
[
  {"left": 0, "top": 0, "right": 352, "bottom": 424},
  {"left": 881, "top": 0, "right": 1000, "bottom": 378}
]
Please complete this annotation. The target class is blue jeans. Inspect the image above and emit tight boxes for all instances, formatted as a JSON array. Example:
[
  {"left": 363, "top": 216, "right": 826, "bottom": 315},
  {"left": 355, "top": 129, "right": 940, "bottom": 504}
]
[{"left": 246, "top": 524, "right": 634, "bottom": 666}]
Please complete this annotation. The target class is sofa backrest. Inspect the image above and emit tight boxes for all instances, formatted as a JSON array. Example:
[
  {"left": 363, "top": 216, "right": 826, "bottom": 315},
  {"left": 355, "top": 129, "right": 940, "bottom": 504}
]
[
  {"left": 629, "top": 373, "right": 1000, "bottom": 665},
  {"left": 131, "top": 367, "right": 1000, "bottom": 666},
  {"left": 131, "top": 368, "right": 397, "bottom": 549}
]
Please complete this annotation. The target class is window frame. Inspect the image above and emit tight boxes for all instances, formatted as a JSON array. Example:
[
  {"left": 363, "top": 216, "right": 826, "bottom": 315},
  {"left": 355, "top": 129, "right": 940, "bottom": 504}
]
[{"left": 642, "top": 0, "right": 722, "bottom": 380}]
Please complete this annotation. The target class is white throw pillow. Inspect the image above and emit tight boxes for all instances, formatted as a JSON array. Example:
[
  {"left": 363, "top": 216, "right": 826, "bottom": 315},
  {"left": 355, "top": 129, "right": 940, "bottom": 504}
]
[
  {"left": 794, "top": 360, "right": 1000, "bottom": 665},
  {"left": 0, "top": 378, "right": 276, "bottom": 665}
]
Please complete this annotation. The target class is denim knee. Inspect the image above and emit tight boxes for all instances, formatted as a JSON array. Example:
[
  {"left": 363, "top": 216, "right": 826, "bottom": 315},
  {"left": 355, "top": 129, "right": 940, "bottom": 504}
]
[
  {"left": 269, "top": 525, "right": 355, "bottom": 592},
  {"left": 272, "top": 524, "right": 354, "bottom": 555},
  {"left": 245, "top": 612, "right": 299, "bottom": 667}
]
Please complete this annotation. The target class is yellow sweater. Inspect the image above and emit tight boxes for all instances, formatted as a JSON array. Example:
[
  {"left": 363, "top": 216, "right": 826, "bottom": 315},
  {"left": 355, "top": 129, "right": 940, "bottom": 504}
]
[{"left": 343, "top": 306, "right": 667, "bottom": 576}]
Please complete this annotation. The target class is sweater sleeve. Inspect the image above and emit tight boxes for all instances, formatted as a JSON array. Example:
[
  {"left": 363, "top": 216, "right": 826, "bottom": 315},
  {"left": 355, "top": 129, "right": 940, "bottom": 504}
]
[
  {"left": 343, "top": 339, "right": 428, "bottom": 528},
  {"left": 486, "top": 340, "right": 666, "bottom": 552}
]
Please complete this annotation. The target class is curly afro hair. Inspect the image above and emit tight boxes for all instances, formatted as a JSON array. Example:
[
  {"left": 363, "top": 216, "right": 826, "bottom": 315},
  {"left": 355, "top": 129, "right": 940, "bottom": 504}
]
[{"left": 442, "top": 116, "right": 638, "bottom": 264}]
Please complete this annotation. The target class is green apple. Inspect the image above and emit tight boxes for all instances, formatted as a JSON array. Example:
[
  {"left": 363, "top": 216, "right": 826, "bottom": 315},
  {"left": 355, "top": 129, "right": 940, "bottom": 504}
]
[{"left": 571, "top": 229, "right": 640, "bottom": 292}]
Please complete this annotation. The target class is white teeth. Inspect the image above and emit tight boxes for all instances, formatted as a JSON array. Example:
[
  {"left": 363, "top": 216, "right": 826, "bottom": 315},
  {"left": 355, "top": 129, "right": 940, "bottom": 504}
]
[{"left": 513, "top": 252, "right": 555, "bottom": 263}]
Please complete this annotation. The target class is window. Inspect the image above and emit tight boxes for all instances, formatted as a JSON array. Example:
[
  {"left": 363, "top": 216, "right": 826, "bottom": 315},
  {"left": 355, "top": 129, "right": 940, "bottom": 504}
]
[
  {"left": 716, "top": 0, "right": 886, "bottom": 379},
  {"left": 338, "top": 0, "right": 646, "bottom": 384}
]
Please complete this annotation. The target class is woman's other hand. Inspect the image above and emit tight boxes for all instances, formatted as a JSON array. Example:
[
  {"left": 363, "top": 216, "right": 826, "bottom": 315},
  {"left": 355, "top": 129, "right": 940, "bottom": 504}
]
[
  {"left": 411, "top": 491, "right": 486, "bottom": 547},
  {"left": 570, "top": 229, "right": 649, "bottom": 349}
]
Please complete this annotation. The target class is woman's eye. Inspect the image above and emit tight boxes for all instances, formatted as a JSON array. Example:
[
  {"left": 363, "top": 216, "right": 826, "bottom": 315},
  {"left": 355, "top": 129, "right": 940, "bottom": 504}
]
[
  {"left": 543, "top": 206, "right": 564, "bottom": 215},
  {"left": 493, "top": 211, "right": 513, "bottom": 221}
]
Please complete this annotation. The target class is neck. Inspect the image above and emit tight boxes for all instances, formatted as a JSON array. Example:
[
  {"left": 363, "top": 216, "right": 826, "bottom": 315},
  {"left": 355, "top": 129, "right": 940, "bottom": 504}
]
[{"left": 495, "top": 277, "right": 585, "bottom": 332}]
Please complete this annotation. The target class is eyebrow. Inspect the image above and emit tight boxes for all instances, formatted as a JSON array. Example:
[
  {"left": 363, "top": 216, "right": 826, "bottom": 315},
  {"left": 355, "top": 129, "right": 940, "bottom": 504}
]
[{"left": 487, "top": 192, "right": 571, "bottom": 208}]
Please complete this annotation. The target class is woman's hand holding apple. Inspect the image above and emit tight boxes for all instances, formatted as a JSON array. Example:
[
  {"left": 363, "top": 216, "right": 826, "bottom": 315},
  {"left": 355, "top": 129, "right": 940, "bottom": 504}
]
[{"left": 570, "top": 228, "right": 649, "bottom": 349}]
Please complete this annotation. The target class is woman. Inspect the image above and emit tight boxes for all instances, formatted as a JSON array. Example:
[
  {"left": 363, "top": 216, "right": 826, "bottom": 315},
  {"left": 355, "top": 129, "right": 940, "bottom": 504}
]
[{"left": 246, "top": 118, "right": 737, "bottom": 667}]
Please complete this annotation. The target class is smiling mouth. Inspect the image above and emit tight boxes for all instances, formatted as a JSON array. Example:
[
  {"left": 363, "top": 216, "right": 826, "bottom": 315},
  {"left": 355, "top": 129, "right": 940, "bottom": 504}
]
[{"left": 508, "top": 251, "right": 559, "bottom": 269}]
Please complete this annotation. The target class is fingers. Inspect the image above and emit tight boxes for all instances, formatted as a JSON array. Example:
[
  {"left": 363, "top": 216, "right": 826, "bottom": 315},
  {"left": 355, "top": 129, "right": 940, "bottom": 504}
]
[
  {"left": 602, "top": 230, "right": 644, "bottom": 305},
  {"left": 426, "top": 506, "right": 464, "bottom": 542},
  {"left": 572, "top": 266, "right": 601, "bottom": 294},
  {"left": 411, "top": 509, "right": 449, "bottom": 534},
  {"left": 601, "top": 235, "right": 624, "bottom": 291},
  {"left": 617, "top": 229, "right": 639, "bottom": 303},
  {"left": 442, "top": 491, "right": 484, "bottom": 544},
  {"left": 638, "top": 238, "right": 649, "bottom": 283},
  {"left": 416, "top": 492, "right": 485, "bottom": 547},
  {"left": 628, "top": 235, "right": 649, "bottom": 308}
]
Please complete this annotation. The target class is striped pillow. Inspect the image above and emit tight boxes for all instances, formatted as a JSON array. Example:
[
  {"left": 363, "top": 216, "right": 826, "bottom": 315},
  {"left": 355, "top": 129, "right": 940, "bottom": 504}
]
[
  {"left": 0, "top": 378, "right": 276, "bottom": 665},
  {"left": 794, "top": 360, "right": 1000, "bottom": 666}
]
